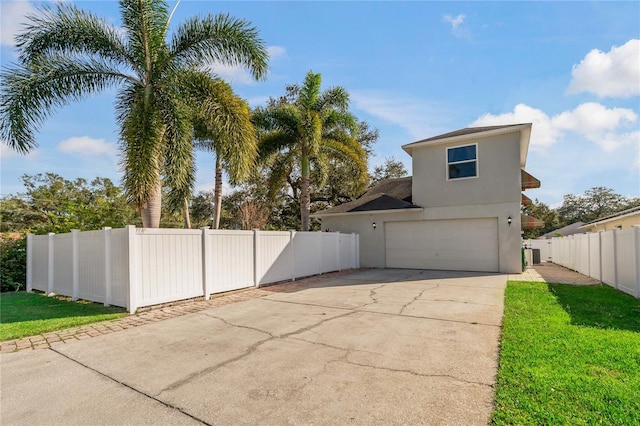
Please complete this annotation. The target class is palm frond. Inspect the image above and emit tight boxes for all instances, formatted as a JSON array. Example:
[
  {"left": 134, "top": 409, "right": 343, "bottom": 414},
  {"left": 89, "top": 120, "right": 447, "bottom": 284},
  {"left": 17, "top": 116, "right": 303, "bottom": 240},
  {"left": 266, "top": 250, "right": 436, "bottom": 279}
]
[
  {"left": 119, "top": 84, "right": 165, "bottom": 207},
  {"left": 160, "top": 92, "right": 195, "bottom": 211},
  {"left": 119, "top": 0, "right": 170, "bottom": 73},
  {"left": 185, "top": 73, "right": 257, "bottom": 184},
  {"left": 298, "top": 71, "right": 321, "bottom": 110},
  {"left": 16, "top": 2, "right": 136, "bottom": 72},
  {"left": 1, "top": 58, "right": 131, "bottom": 153},
  {"left": 169, "top": 13, "right": 268, "bottom": 80},
  {"left": 318, "top": 86, "right": 350, "bottom": 112}
]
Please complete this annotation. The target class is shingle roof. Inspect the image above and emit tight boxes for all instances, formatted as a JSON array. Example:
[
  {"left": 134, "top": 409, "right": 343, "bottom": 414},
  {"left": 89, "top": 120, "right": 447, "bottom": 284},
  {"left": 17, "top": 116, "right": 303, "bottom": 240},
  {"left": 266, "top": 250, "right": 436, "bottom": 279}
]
[
  {"left": 311, "top": 177, "right": 419, "bottom": 217},
  {"left": 362, "top": 176, "right": 412, "bottom": 201},
  {"left": 540, "top": 222, "right": 586, "bottom": 239}
]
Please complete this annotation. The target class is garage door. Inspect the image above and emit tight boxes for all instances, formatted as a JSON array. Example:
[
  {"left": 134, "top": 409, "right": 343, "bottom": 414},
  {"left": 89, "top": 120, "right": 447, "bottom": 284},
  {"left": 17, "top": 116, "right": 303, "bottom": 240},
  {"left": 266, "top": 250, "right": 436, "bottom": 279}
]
[{"left": 385, "top": 218, "right": 499, "bottom": 272}]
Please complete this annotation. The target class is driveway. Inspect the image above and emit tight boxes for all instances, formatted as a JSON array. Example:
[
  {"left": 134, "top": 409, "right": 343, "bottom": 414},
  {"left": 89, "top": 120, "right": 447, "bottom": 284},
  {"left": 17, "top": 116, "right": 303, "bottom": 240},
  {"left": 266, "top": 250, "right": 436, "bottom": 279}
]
[{"left": 1, "top": 269, "right": 506, "bottom": 425}]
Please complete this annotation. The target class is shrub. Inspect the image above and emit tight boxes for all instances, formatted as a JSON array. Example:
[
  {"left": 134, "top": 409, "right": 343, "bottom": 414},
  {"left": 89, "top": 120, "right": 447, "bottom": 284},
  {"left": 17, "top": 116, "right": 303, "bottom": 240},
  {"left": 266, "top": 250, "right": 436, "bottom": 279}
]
[{"left": 1, "top": 234, "right": 26, "bottom": 292}]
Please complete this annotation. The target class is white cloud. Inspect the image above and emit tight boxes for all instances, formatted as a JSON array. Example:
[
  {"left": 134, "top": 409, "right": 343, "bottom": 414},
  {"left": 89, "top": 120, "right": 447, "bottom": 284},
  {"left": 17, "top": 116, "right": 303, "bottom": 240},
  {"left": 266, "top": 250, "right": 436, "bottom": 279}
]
[
  {"left": 0, "top": 1, "right": 37, "bottom": 46},
  {"left": 567, "top": 39, "right": 640, "bottom": 98},
  {"left": 267, "top": 45, "right": 287, "bottom": 61},
  {"left": 471, "top": 104, "right": 559, "bottom": 151},
  {"left": 471, "top": 102, "right": 639, "bottom": 153},
  {"left": 551, "top": 102, "right": 637, "bottom": 151},
  {"left": 206, "top": 45, "right": 287, "bottom": 85},
  {"left": 442, "top": 14, "right": 470, "bottom": 39},
  {"left": 443, "top": 14, "right": 465, "bottom": 30},
  {"left": 351, "top": 91, "right": 449, "bottom": 139},
  {"left": 57, "top": 136, "right": 117, "bottom": 156}
]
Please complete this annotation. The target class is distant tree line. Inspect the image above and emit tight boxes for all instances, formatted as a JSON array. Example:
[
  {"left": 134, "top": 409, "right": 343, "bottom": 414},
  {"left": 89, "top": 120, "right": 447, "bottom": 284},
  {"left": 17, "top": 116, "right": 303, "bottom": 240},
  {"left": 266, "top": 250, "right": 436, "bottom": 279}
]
[{"left": 522, "top": 187, "right": 640, "bottom": 239}]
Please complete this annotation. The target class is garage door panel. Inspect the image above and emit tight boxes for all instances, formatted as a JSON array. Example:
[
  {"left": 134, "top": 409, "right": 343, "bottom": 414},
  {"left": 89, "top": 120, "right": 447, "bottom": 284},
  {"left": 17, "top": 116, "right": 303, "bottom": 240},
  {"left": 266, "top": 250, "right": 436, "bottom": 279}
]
[{"left": 385, "top": 219, "right": 499, "bottom": 272}]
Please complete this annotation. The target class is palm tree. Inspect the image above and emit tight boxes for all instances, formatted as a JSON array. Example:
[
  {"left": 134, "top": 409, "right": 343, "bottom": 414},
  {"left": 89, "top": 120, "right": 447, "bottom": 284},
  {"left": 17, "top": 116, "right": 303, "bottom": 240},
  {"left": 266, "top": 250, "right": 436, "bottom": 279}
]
[
  {"left": 253, "top": 71, "right": 367, "bottom": 231},
  {"left": 192, "top": 77, "right": 257, "bottom": 229},
  {"left": 0, "top": 0, "right": 268, "bottom": 228}
]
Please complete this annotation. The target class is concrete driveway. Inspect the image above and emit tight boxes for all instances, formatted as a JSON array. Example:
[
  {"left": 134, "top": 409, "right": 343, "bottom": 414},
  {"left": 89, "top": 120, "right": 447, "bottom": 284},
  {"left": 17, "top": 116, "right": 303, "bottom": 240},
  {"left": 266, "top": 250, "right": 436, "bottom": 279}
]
[{"left": 1, "top": 269, "right": 506, "bottom": 425}]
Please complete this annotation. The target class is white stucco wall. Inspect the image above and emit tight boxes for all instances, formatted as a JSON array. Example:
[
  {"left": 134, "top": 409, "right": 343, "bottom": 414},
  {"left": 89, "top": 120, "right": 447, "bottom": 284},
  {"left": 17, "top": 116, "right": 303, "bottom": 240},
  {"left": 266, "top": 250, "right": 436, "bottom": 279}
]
[
  {"left": 322, "top": 210, "right": 423, "bottom": 268},
  {"left": 411, "top": 132, "right": 522, "bottom": 208},
  {"left": 321, "top": 202, "right": 522, "bottom": 273},
  {"left": 319, "top": 130, "right": 526, "bottom": 274}
]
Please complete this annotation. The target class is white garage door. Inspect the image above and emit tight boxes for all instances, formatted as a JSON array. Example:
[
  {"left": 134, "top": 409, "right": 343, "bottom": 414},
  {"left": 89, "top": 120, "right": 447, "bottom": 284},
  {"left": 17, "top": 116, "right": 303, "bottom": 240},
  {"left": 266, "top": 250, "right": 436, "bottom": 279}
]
[{"left": 385, "top": 218, "right": 499, "bottom": 272}]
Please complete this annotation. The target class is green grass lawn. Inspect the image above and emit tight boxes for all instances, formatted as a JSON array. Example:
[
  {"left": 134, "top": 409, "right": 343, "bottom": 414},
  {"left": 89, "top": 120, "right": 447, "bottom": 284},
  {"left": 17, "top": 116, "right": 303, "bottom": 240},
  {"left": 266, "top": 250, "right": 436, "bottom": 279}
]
[
  {"left": 492, "top": 281, "right": 640, "bottom": 425},
  {"left": 0, "top": 292, "right": 127, "bottom": 341}
]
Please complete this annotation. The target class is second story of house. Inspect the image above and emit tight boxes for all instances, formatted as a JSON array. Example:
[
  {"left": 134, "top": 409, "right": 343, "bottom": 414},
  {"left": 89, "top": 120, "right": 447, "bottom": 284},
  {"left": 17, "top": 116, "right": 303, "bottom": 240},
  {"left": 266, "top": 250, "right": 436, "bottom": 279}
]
[
  {"left": 313, "top": 123, "right": 541, "bottom": 221},
  {"left": 402, "top": 123, "right": 535, "bottom": 209}
]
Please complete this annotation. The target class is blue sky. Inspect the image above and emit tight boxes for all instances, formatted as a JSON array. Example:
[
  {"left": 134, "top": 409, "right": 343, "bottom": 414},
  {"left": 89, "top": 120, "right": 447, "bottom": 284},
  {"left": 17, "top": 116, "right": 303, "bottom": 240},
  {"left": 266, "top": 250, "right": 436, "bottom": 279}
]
[{"left": 1, "top": 0, "right": 639, "bottom": 207}]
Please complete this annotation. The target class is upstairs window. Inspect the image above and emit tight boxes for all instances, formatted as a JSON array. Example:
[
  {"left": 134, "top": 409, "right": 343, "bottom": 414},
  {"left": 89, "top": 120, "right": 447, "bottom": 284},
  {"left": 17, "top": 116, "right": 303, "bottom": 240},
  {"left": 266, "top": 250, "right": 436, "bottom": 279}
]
[{"left": 447, "top": 144, "right": 477, "bottom": 180}]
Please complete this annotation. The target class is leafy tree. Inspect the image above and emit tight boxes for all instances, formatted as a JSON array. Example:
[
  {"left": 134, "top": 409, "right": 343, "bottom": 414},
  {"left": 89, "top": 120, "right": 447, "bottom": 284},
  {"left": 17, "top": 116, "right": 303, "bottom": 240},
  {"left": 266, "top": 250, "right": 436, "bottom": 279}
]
[
  {"left": 370, "top": 156, "right": 408, "bottom": 186},
  {"left": 557, "top": 187, "right": 637, "bottom": 225},
  {"left": 0, "top": 173, "right": 138, "bottom": 234},
  {"left": 0, "top": 0, "right": 268, "bottom": 228},
  {"left": 521, "top": 199, "right": 560, "bottom": 239},
  {"left": 1, "top": 235, "right": 26, "bottom": 292},
  {"left": 253, "top": 71, "right": 368, "bottom": 231}
]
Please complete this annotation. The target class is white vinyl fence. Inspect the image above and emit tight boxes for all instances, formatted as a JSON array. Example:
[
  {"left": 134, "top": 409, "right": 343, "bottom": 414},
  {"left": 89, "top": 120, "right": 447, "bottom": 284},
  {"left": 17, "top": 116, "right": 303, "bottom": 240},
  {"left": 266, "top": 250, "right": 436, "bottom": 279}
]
[
  {"left": 27, "top": 226, "right": 360, "bottom": 313},
  {"left": 526, "top": 226, "right": 640, "bottom": 298}
]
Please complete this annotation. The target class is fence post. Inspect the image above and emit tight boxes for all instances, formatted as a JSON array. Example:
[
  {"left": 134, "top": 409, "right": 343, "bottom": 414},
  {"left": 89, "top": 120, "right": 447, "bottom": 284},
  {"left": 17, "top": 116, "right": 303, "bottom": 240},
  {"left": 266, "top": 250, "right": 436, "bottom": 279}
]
[
  {"left": 126, "top": 225, "right": 138, "bottom": 314},
  {"left": 71, "top": 229, "right": 79, "bottom": 301},
  {"left": 356, "top": 234, "right": 360, "bottom": 269},
  {"left": 612, "top": 228, "right": 619, "bottom": 290},
  {"left": 103, "top": 227, "right": 112, "bottom": 306},
  {"left": 253, "top": 229, "right": 260, "bottom": 287},
  {"left": 201, "top": 227, "right": 211, "bottom": 299},
  {"left": 634, "top": 226, "right": 640, "bottom": 298},
  {"left": 317, "top": 231, "right": 323, "bottom": 275},
  {"left": 26, "top": 234, "right": 33, "bottom": 292},
  {"left": 47, "top": 232, "right": 54, "bottom": 295},
  {"left": 336, "top": 232, "right": 341, "bottom": 272},
  {"left": 290, "top": 230, "right": 295, "bottom": 282},
  {"left": 598, "top": 231, "right": 603, "bottom": 283}
]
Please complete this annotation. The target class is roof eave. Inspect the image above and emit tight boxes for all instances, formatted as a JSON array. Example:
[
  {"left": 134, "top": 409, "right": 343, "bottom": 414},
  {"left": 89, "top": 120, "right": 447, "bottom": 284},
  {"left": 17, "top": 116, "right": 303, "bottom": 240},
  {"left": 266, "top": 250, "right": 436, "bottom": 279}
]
[
  {"left": 311, "top": 207, "right": 424, "bottom": 218},
  {"left": 402, "top": 123, "right": 533, "bottom": 159},
  {"left": 578, "top": 210, "right": 640, "bottom": 229}
]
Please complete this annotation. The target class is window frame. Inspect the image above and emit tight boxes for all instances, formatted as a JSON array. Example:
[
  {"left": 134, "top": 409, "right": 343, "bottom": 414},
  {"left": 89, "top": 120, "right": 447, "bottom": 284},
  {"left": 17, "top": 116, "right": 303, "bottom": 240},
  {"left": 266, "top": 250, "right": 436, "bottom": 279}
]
[{"left": 446, "top": 143, "right": 478, "bottom": 181}]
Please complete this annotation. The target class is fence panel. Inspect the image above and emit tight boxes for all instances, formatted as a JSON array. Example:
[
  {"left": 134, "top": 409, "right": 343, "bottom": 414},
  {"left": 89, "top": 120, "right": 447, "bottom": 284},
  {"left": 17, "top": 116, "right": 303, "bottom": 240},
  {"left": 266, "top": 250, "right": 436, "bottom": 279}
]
[
  {"left": 339, "top": 233, "right": 356, "bottom": 270},
  {"left": 574, "top": 234, "right": 590, "bottom": 276},
  {"left": 292, "top": 232, "right": 321, "bottom": 278},
  {"left": 52, "top": 233, "right": 73, "bottom": 296},
  {"left": 109, "top": 228, "right": 129, "bottom": 308},
  {"left": 257, "top": 231, "right": 292, "bottom": 285},
  {"left": 30, "top": 235, "right": 50, "bottom": 292},
  {"left": 207, "top": 230, "right": 254, "bottom": 293},
  {"left": 77, "top": 230, "right": 106, "bottom": 303},
  {"left": 321, "top": 232, "right": 340, "bottom": 273},
  {"left": 134, "top": 228, "right": 203, "bottom": 308},
  {"left": 600, "top": 231, "right": 616, "bottom": 287},
  {"left": 588, "top": 233, "right": 601, "bottom": 281},
  {"left": 615, "top": 228, "right": 637, "bottom": 297}
]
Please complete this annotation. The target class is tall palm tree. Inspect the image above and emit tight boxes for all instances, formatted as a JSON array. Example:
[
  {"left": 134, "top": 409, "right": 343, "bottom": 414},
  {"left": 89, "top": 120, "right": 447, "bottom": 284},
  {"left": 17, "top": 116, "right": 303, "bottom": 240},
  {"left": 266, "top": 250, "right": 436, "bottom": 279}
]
[
  {"left": 192, "top": 77, "right": 257, "bottom": 229},
  {"left": 253, "top": 71, "right": 367, "bottom": 231},
  {"left": 0, "top": 0, "right": 268, "bottom": 228}
]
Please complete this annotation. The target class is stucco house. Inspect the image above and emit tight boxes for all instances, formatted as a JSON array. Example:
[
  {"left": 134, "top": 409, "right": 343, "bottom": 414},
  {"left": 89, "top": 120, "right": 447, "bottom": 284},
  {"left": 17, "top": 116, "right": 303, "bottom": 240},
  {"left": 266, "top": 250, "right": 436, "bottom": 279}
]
[
  {"left": 312, "top": 123, "right": 541, "bottom": 274},
  {"left": 579, "top": 206, "right": 640, "bottom": 232}
]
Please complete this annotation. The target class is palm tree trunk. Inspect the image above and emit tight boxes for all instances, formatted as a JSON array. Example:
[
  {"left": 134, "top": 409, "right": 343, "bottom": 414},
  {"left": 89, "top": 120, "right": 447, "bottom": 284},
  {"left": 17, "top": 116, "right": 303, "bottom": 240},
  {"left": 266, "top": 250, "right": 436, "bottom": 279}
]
[
  {"left": 141, "top": 180, "right": 162, "bottom": 228},
  {"left": 300, "top": 150, "right": 311, "bottom": 231},
  {"left": 183, "top": 197, "right": 191, "bottom": 229},
  {"left": 213, "top": 155, "right": 223, "bottom": 229}
]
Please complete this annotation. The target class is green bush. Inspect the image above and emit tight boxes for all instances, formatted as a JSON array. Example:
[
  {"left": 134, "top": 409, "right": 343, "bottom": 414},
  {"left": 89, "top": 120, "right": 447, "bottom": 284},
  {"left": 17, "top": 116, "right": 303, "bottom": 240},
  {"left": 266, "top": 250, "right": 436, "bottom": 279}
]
[{"left": 1, "top": 235, "right": 26, "bottom": 292}]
